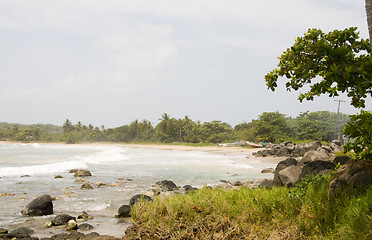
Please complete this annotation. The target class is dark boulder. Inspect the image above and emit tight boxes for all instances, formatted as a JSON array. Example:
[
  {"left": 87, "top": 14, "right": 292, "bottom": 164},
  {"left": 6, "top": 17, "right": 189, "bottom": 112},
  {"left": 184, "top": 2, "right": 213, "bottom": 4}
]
[
  {"left": 155, "top": 180, "right": 178, "bottom": 191},
  {"left": 298, "top": 161, "right": 336, "bottom": 180},
  {"left": 329, "top": 160, "right": 372, "bottom": 200},
  {"left": 7, "top": 227, "right": 34, "bottom": 238},
  {"left": 183, "top": 185, "right": 198, "bottom": 192},
  {"left": 278, "top": 165, "right": 304, "bottom": 187},
  {"left": 52, "top": 214, "right": 76, "bottom": 226},
  {"left": 21, "top": 194, "right": 53, "bottom": 216},
  {"left": 116, "top": 204, "right": 131, "bottom": 218},
  {"left": 273, "top": 158, "right": 298, "bottom": 186},
  {"left": 129, "top": 194, "right": 153, "bottom": 206},
  {"left": 78, "top": 223, "right": 94, "bottom": 231},
  {"left": 258, "top": 179, "right": 274, "bottom": 189},
  {"left": 333, "top": 155, "right": 353, "bottom": 165}
]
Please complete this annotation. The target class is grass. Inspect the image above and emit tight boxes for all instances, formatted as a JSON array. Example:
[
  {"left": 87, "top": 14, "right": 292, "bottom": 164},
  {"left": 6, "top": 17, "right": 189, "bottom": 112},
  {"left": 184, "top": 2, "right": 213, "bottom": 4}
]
[{"left": 126, "top": 174, "right": 372, "bottom": 240}]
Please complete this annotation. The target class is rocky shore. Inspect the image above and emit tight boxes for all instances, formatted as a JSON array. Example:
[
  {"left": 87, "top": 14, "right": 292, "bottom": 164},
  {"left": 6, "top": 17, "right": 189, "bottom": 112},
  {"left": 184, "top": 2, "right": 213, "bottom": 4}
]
[{"left": 3, "top": 141, "right": 371, "bottom": 240}]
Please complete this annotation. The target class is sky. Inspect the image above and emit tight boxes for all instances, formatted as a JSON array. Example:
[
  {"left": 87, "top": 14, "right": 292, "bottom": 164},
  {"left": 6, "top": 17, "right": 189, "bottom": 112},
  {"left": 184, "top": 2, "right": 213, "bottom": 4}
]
[{"left": 0, "top": 0, "right": 371, "bottom": 128}]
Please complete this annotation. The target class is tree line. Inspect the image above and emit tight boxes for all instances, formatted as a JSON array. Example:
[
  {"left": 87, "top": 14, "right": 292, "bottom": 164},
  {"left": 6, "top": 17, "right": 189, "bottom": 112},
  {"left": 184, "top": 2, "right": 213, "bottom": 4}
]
[{"left": 0, "top": 111, "right": 349, "bottom": 144}]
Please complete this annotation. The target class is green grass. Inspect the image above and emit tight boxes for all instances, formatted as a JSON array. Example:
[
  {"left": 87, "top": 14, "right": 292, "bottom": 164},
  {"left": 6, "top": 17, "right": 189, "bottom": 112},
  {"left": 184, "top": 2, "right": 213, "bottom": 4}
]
[{"left": 126, "top": 174, "right": 372, "bottom": 240}]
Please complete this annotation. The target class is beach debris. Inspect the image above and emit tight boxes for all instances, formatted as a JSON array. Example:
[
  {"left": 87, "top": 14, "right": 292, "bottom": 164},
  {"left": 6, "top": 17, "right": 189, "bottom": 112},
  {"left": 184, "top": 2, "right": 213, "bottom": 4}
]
[
  {"left": 129, "top": 194, "right": 153, "bottom": 206},
  {"left": 80, "top": 183, "right": 93, "bottom": 190},
  {"left": 21, "top": 194, "right": 53, "bottom": 216},
  {"left": 116, "top": 204, "right": 131, "bottom": 218}
]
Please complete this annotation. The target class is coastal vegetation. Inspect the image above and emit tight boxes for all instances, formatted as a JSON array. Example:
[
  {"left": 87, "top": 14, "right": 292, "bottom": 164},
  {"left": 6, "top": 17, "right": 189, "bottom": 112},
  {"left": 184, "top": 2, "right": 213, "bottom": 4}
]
[
  {"left": 126, "top": 173, "right": 372, "bottom": 239},
  {"left": 0, "top": 110, "right": 349, "bottom": 145}
]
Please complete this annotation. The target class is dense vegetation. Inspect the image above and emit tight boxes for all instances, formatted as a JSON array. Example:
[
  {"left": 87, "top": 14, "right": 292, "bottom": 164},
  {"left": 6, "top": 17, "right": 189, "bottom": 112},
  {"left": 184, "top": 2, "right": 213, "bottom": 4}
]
[
  {"left": 127, "top": 173, "right": 372, "bottom": 239},
  {"left": 265, "top": 27, "right": 372, "bottom": 160},
  {"left": 0, "top": 110, "right": 349, "bottom": 144}
]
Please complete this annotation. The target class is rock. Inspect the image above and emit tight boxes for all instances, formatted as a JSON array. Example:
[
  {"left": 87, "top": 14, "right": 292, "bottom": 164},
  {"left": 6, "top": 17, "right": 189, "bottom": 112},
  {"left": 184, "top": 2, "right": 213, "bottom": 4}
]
[
  {"left": 329, "top": 160, "right": 372, "bottom": 200},
  {"left": 75, "top": 177, "right": 89, "bottom": 184},
  {"left": 73, "top": 169, "right": 92, "bottom": 177},
  {"left": 183, "top": 185, "right": 198, "bottom": 193},
  {"left": 304, "top": 141, "right": 322, "bottom": 151},
  {"left": 8, "top": 227, "right": 34, "bottom": 238},
  {"left": 273, "top": 158, "right": 298, "bottom": 186},
  {"left": 116, "top": 204, "right": 131, "bottom": 218},
  {"left": 21, "top": 194, "right": 53, "bottom": 216},
  {"left": 258, "top": 179, "right": 274, "bottom": 189},
  {"left": 95, "top": 182, "right": 107, "bottom": 187},
  {"left": 78, "top": 223, "right": 94, "bottom": 231},
  {"left": 69, "top": 169, "right": 79, "bottom": 173},
  {"left": 298, "top": 161, "right": 336, "bottom": 180},
  {"left": 129, "top": 194, "right": 153, "bottom": 206},
  {"left": 301, "top": 149, "right": 333, "bottom": 163},
  {"left": 333, "top": 155, "right": 353, "bottom": 165},
  {"left": 219, "top": 180, "right": 230, "bottom": 184},
  {"left": 52, "top": 214, "right": 76, "bottom": 226},
  {"left": 44, "top": 221, "right": 53, "bottom": 228},
  {"left": 66, "top": 219, "right": 78, "bottom": 231},
  {"left": 0, "top": 228, "right": 8, "bottom": 234},
  {"left": 155, "top": 180, "right": 178, "bottom": 191},
  {"left": 261, "top": 168, "right": 275, "bottom": 174},
  {"left": 81, "top": 183, "right": 93, "bottom": 190},
  {"left": 232, "top": 180, "right": 243, "bottom": 186},
  {"left": 77, "top": 211, "right": 93, "bottom": 220},
  {"left": 55, "top": 175, "right": 63, "bottom": 179},
  {"left": 330, "top": 140, "right": 342, "bottom": 152},
  {"left": 278, "top": 165, "right": 304, "bottom": 187}
]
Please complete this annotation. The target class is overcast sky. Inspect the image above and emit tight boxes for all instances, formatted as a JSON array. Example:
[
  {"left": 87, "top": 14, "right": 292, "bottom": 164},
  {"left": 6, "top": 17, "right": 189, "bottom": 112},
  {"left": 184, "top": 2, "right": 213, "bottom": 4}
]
[{"left": 0, "top": 0, "right": 371, "bottom": 128}]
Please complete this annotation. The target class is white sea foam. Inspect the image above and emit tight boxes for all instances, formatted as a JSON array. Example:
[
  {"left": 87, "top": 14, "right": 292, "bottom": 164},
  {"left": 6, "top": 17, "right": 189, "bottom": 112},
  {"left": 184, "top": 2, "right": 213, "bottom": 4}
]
[{"left": 0, "top": 145, "right": 128, "bottom": 177}]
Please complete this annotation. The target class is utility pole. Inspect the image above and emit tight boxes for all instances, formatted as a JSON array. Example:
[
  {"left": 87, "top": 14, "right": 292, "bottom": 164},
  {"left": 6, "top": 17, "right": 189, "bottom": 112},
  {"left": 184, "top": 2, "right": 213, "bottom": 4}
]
[{"left": 334, "top": 99, "right": 346, "bottom": 141}]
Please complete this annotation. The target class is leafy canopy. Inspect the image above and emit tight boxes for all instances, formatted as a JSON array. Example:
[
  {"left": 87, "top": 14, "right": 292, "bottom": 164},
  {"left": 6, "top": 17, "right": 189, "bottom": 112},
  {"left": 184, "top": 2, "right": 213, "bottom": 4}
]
[{"left": 265, "top": 27, "right": 372, "bottom": 108}]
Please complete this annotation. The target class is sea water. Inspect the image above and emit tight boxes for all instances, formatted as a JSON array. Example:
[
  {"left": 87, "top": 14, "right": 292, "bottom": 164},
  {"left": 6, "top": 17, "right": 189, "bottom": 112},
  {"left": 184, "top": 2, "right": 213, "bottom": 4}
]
[{"left": 0, "top": 143, "right": 276, "bottom": 237}]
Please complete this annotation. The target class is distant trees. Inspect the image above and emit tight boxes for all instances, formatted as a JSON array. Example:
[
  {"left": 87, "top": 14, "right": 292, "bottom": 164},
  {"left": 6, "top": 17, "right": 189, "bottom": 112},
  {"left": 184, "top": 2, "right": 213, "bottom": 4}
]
[{"left": 0, "top": 110, "right": 351, "bottom": 144}]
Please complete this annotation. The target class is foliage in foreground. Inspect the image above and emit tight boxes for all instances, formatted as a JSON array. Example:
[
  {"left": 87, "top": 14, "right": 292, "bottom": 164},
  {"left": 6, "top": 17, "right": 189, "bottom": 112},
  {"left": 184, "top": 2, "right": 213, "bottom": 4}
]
[{"left": 128, "top": 174, "right": 372, "bottom": 240}]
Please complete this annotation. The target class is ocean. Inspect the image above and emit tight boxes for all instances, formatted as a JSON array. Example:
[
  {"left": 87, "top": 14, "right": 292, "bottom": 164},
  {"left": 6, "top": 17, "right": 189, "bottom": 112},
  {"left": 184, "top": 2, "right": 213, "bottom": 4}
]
[{"left": 0, "top": 142, "right": 276, "bottom": 237}]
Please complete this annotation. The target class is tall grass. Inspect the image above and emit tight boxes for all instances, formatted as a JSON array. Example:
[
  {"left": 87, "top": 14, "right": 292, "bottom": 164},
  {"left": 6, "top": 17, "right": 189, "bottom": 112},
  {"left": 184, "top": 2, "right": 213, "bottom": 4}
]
[{"left": 126, "top": 174, "right": 372, "bottom": 239}]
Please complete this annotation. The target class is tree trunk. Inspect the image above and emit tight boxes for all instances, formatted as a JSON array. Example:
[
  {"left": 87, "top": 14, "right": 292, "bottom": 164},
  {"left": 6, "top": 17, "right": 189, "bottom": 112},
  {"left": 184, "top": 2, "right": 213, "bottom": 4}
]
[{"left": 367, "top": 0, "right": 372, "bottom": 48}]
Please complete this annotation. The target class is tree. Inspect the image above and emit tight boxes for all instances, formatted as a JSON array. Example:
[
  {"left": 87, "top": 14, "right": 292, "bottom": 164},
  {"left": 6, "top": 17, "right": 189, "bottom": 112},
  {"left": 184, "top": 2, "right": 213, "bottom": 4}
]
[
  {"left": 367, "top": 0, "right": 372, "bottom": 48},
  {"left": 265, "top": 27, "right": 372, "bottom": 159},
  {"left": 343, "top": 110, "right": 372, "bottom": 160},
  {"left": 254, "top": 112, "right": 292, "bottom": 143},
  {"left": 265, "top": 28, "right": 372, "bottom": 108}
]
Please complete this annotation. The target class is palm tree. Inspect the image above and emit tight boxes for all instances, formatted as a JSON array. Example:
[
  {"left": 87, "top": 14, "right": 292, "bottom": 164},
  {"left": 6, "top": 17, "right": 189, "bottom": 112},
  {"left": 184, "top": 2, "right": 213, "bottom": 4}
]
[{"left": 158, "top": 113, "right": 172, "bottom": 140}]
